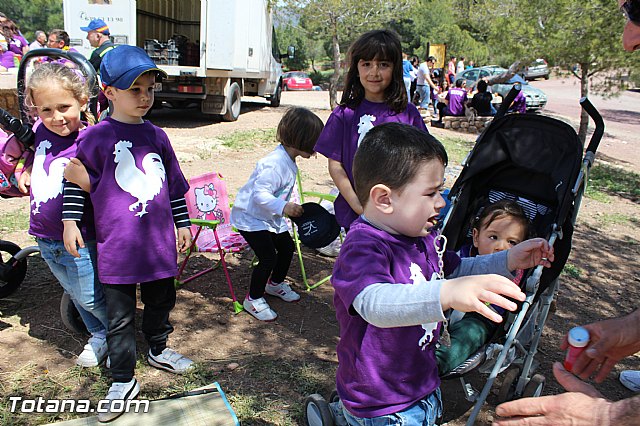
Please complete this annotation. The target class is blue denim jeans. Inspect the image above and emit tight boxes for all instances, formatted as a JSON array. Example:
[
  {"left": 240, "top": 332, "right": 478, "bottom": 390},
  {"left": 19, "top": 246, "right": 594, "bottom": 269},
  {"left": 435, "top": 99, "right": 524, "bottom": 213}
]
[
  {"left": 416, "top": 85, "right": 431, "bottom": 109},
  {"left": 338, "top": 388, "right": 442, "bottom": 426},
  {"left": 37, "top": 238, "right": 108, "bottom": 333}
]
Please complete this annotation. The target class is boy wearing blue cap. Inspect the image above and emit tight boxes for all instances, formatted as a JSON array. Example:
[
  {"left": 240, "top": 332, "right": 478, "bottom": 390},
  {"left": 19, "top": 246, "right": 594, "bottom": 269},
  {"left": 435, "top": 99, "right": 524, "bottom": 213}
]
[
  {"left": 63, "top": 45, "right": 193, "bottom": 422},
  {"left": 80, "top": 18, "right": 114, "bottom": 72}
]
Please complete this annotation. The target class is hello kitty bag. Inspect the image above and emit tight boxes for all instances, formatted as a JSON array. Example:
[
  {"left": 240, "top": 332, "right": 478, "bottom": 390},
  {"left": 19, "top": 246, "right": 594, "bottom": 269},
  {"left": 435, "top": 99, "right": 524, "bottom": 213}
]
[{"left": 0, "top": 128, "right": 34, "bottom": 198}]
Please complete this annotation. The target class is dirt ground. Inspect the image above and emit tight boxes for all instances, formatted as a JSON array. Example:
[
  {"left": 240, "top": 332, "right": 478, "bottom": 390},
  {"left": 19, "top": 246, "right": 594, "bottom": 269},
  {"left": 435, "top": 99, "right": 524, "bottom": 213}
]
[{"left": 0, "top": 91, "right": 638, "bottom": 425}]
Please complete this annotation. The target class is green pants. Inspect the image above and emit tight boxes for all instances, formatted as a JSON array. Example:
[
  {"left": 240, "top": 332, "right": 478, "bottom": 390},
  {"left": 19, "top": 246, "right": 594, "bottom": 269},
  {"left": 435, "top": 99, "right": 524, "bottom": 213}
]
[{"left": 436, "top": 315, "right": 497, "bottom": 375}]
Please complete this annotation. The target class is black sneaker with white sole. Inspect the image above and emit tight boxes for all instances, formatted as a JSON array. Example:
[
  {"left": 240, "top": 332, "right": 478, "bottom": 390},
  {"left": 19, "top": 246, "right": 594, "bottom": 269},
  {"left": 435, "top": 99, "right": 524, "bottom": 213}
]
[{"left": 147, "top": 348, "right": 194, "bottom": 374}]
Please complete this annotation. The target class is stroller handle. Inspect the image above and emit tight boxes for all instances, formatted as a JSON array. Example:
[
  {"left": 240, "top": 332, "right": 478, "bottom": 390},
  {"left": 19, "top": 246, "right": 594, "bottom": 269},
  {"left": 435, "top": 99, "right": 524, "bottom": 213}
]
[
  {"left": 0, "top": 107, "right": 34, "bottom": 147},
  {"left": 17, "top": 49, "right": 99, "bottom": 125},
  {"left": 579, "top": 97, "right": 604, "bottom": 156},
  {"left": 495, "top": 83, "right": 521, "bottom": 119}
]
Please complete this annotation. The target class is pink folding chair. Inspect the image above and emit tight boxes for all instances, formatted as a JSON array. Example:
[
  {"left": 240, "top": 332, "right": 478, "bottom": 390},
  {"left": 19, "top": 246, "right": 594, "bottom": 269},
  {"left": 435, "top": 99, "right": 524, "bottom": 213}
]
[{"left": 176, "top": 172, "right": 248, "bottom": 313}]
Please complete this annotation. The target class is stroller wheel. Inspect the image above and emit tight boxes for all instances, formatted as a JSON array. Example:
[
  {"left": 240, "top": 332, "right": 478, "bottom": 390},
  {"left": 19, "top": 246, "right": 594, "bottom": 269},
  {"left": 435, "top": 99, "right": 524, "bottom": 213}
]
[
  {"left": 0, "top": 241, "right": 28, "bottom": 299},
  {"left": 328, "top": 389, "right": 340, "bottom": 403},
  {"left": 60, "top": 292, "right": 89, "bottom": 335},
  {"left": 522, "top": 374, "right": 546, "bottom": 398},
  {"left": 304, "top": 393, "right": 333, "bottom": 426},
  {"left": 497, "top": 366, "right": 521, "bottom": 403}
]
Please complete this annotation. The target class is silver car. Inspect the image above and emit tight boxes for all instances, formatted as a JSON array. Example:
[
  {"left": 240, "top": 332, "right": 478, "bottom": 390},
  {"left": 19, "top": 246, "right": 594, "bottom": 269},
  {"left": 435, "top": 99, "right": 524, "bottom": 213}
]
[
  {"left": 525, "top": 59, "right": 550, "bottom": 80},
  {"left": 455, "top": 66, "right": 547, "bottom": 112}
]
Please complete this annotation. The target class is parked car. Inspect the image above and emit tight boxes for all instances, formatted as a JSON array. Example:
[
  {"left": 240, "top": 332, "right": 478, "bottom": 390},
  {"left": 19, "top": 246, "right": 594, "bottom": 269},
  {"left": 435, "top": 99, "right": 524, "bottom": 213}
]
[
  {"left": 455, "top": 66, "right": 547, "bottom": 112},
  {"left": 525, "top": 58, "right": 550, "bottom": 80},
  {"left": 282, "top": 71, "right": 313, "bottom": 90}
]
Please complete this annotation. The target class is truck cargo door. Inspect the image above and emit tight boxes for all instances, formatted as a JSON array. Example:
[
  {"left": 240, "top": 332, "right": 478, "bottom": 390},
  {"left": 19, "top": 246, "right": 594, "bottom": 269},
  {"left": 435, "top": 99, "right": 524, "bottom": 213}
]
[{"left": 246, "top": 0, "right": 262, "bottom": 72}]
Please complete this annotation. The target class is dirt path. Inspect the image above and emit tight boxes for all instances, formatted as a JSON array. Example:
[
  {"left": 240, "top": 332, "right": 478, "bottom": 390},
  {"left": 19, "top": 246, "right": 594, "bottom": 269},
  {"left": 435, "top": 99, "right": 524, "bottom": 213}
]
[{"left": 1, "top": 90, "right": 638, "bottom": 425}]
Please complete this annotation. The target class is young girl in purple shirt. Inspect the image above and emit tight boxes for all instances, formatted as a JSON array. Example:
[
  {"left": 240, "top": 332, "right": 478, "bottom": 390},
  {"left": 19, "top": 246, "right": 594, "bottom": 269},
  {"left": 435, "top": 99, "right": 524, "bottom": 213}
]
[
  {"left": 20, "top": 63, "right": 109, "bottom": 368},
  {"left": 314, "top": 29, "right": 428, "bottom": 230}
]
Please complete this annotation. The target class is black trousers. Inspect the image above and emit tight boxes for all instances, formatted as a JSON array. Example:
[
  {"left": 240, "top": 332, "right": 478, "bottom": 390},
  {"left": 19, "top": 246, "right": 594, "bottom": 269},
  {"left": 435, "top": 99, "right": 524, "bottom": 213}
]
[
  {"left": 239, "top": 230, "right": 294, "bottom": 300},
  {"left": 103, "top": 277, "right": 176, "bottom": 382}
]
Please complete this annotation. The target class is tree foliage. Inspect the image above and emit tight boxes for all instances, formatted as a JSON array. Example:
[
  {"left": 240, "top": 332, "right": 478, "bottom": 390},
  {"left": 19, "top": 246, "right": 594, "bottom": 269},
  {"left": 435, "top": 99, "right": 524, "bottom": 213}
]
[{"left": 1, "top": 0, "right": 63, "bottom": 41}]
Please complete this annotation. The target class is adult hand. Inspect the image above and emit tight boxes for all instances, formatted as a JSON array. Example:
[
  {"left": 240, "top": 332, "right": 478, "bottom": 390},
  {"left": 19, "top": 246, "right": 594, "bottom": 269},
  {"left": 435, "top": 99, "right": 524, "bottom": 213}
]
[
  {"left": 566, "top": 309, "right": 640, "bottom": 382},
  {"left": 492, "top": 362, "right": 612, "bottom": 426}
]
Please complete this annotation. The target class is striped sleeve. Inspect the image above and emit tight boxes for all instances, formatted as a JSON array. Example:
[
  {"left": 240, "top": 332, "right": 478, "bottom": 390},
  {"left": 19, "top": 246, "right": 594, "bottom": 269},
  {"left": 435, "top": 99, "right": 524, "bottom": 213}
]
[
  {"left": 62, "top": 181, "right": 86, "bottom": 221},
  {"left": 171, "top": 197, "right": 191, "bottom": 229}
]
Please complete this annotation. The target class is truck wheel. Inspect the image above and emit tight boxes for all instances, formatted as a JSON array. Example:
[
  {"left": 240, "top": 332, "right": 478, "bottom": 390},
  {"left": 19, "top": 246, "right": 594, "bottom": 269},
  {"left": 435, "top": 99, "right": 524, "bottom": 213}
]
[
  {"left": 270, "top": 83, "right": 282, "bottom": 107},
  {"left": 222, "top": 82, "right": 242, "bottom": 122},
  {"left": 0, "top": 241, "right": 27, "bottom": 299},
  {"left": 60, "top": 292, "right": 89, "bottom": 335}
]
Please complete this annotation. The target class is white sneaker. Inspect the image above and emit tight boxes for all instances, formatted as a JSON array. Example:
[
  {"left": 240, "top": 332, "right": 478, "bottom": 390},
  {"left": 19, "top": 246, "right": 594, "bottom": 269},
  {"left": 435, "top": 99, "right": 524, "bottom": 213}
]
[
  {"left": 620, "top": 370, "right": 640, "bottom": 392},
  {"left": 265, "top": 280, "right": 300, "bottom": 302},
  {"left": 76, "top": 335, "right": 108, "bottom": 367},
  {"left": 97, "top": 378, "right": 140, "bottom": 423},
  {"left": 147, "top": 348, "right": 194, "bottom": 374},
  {"left": 243, "top": 296, "right": 278, "bottom": 321}
]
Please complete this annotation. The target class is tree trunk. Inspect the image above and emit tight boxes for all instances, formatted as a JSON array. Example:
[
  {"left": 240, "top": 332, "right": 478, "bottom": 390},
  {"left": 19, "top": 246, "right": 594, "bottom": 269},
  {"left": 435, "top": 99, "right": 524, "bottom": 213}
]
[
  {"left": 329, "top": 22, "right": 341, "bottom": 110},
  {"left": 578, "top": 63, "right": 590, "bottom": 145}
]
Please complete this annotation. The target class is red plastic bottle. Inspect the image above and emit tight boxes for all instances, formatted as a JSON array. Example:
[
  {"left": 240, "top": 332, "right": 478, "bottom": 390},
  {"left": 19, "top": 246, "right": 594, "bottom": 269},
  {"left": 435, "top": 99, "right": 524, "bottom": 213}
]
[{"left": 564, "top": 326, "right": 590, "bottom": 372}]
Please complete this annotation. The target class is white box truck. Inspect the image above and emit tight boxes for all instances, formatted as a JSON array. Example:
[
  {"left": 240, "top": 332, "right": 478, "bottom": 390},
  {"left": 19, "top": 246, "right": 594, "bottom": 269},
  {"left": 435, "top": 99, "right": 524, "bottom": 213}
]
[{"left": 63, "top": 0, "right": 289, "bottom": 121}]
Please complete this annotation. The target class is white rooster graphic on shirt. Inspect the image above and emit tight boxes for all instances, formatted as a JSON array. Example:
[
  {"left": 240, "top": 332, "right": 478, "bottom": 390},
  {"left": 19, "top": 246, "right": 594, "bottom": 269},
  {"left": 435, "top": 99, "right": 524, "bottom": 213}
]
[
  {"left": 357, "top": 114, "right": 376, "bottom": 147},
  {"left": 113, "top": 140, "right": 166, "bottom": 218},
  {"left": 408, "top": 262, "right": 439, "bottom": 350},
  {"left": 31, "top": 140, "right": 69, "bottom": 214}
]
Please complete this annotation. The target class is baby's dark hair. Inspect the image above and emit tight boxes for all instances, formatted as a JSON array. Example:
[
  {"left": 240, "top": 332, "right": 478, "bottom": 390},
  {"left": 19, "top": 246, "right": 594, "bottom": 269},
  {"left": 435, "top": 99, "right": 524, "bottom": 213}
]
[
  {"left": 340, "top": 29, "right": 406, "bottom": 113},
  {"left": 276, "top": 107, "right": 324, "bottom": 154},
  {"left": 353, "top": 123, "right": 447, "bottom": 207},
  {"left": 472, "top": 199, "right": 532, "bottom": 238}
]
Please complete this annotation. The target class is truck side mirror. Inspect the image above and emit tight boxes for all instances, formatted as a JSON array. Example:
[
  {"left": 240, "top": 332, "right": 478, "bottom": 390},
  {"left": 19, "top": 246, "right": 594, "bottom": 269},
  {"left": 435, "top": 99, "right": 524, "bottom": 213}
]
[{"left": 287, "top": 45, "right": 295, "bottom": 59}]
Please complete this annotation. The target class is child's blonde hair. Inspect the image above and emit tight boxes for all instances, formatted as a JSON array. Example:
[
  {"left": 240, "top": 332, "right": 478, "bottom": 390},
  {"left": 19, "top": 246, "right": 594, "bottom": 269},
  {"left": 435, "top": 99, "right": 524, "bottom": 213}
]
[{"left": 25, "top": 62, "right": 96, "bottom": 125}]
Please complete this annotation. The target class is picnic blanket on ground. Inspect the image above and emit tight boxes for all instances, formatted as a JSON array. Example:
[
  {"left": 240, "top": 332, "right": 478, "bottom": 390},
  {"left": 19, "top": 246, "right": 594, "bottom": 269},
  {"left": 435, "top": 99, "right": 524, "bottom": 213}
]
[{"left": 45, "top": 382, "right": 239, "bottom": 426}]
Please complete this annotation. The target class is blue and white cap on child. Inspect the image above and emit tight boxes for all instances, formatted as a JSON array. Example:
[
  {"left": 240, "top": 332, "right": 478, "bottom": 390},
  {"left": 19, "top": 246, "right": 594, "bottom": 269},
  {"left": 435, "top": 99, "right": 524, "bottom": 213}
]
[{"left": 100, "top": 45, "right": 167, "bottom": 90}]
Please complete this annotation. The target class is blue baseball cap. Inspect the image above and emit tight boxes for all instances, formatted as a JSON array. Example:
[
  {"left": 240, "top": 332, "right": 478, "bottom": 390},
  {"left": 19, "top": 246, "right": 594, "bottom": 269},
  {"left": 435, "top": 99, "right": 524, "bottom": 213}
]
[
  {"left": 100, "top": 45, "right": 167, "bottom": 90},
  {"left": 80, "top": 18, "right": 110, "bottom": 35}
]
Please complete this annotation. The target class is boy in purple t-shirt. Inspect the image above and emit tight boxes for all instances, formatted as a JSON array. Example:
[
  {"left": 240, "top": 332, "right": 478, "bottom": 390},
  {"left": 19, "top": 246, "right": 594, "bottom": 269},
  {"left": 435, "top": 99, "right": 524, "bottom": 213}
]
[
  {"left": 436, "top": 78, "right": 468, "bottom": 123},
  {"left": 331, "top": 123, "right": 554, "bottom": 424},
  {"left": 63, "top": 46, "right": 193, "bottom": 423}
]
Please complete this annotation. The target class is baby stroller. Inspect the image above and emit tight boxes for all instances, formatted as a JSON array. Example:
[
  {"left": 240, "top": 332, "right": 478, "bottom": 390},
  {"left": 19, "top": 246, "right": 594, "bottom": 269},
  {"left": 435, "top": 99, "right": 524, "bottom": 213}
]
[
  {"left": 303, "top": 86, "right": 604, "bottom": 426},
  {"left": 436, "top": 86, "right": 604, "bottom": 425},
  {"left": 0, "top": 48, "right": 99, "bottom": 334}
]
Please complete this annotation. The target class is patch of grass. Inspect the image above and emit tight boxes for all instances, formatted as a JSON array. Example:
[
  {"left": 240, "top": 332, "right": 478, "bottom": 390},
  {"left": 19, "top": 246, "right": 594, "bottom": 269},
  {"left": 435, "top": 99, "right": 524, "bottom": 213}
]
[
  {"left": 220, "top": 128, "right": 276, "bottom": 150},
  {"left": 562, "top": 262, "right": 583, "bottom": 280},
  {"left": 438, "top": 135, "right": 473, "bottom": 166},
  {"left": 0, "top": 209, "right": 29, "bottom": 233},
  {"left": 596, "top": 212, "right": 631, "bottom": 227},
  {"left": 586, "top": 164, "right": 640, "bottom": 202}
]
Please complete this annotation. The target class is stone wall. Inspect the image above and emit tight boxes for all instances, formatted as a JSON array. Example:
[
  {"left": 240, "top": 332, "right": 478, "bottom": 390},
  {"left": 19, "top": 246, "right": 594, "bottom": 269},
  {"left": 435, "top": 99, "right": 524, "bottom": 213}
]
[
  {"left": 0, "top": 73, "right": 20, "bottom": 119},
  {"left": 427, "top": 115, "right": 493, "bottom": 133},
  {"left": 0, "top": 87, "right": 19, "bottom": 118}
]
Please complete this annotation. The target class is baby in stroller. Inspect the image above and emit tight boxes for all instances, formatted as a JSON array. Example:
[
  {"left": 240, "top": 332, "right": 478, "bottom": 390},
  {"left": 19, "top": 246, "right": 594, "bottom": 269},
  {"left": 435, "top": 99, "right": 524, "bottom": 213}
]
[{"left": 436, "top": 199, "right": 531, "bottom": 376}]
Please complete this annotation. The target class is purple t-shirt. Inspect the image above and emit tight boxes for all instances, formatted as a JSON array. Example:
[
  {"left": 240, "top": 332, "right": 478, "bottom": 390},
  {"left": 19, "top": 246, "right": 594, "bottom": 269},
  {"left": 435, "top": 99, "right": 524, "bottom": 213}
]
[
  {"left": 9, "top": 35, "right": 28, "bottom": 55},
  {"left": 332, "top": 217, "right": 461, "bottom": 417},
  {"left": 314, "top": 100, "right": 428, "bottom": 228},
  {"left": 29, "top": 124, "right": 95, "bottom": 241},
  {"left": 445, "top": 87, "right": 468, "bottom": 116},
  {"left": 74, "top": 118, "right": 189, "bottom": 284},
  {"left": 512, "top": 91, "right": 527, "bottom": 114}
]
